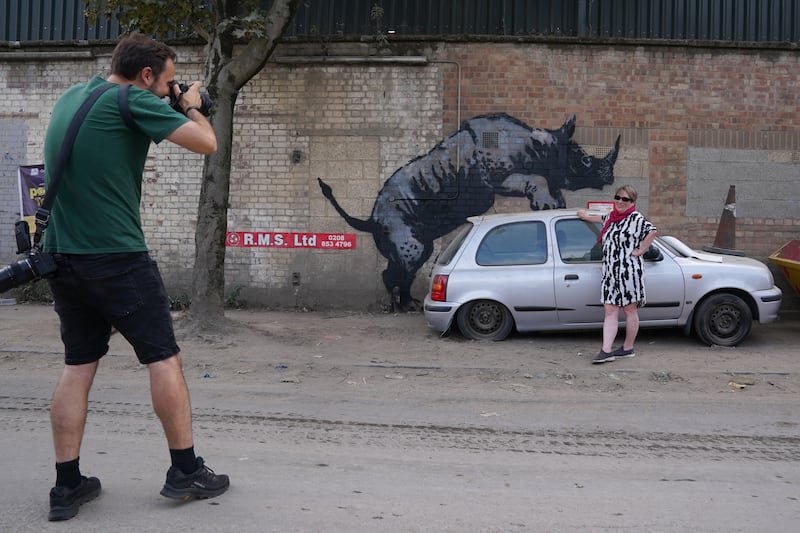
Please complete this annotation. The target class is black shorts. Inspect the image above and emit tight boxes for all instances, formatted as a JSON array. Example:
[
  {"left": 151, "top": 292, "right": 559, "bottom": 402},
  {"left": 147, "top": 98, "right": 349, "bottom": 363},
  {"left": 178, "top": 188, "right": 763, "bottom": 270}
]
[{"left": 48, "top": 252, "right": 180, "bottom": 365}]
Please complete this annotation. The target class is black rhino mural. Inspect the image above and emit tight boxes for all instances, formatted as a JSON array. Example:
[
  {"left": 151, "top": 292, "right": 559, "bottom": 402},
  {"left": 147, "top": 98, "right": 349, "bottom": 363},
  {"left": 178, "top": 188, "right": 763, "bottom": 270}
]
[{"left": 318, "top": 113, "right": 620, "bottom": 310}]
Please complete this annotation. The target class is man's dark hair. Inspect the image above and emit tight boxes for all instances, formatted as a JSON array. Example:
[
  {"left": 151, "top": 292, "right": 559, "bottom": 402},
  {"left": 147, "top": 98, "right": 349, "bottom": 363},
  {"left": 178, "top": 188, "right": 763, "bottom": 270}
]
[{"left": 111, "top": 33, "right": 178, "bottom": 80}]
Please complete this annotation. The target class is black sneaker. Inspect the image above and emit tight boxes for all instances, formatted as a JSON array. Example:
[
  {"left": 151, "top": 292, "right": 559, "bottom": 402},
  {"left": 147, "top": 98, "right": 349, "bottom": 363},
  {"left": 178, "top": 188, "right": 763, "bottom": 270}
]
[
  {"left": 611, "top": 346, "right": 636, "bottom": 359},
  {"left": 160, "top": 457, "right": 230, "bottom": 501},
  {"left": 48, "top": 476, "right": 101, "bottom": 521},
  {"left": 592, "top": 350, "right": 616, "bottom": 364}
]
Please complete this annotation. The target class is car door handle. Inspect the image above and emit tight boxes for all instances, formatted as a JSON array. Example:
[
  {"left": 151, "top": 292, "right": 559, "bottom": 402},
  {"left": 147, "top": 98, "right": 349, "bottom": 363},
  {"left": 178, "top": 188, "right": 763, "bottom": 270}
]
[{"left": 564, "top": 274, "right": 579, "bottom": 280}]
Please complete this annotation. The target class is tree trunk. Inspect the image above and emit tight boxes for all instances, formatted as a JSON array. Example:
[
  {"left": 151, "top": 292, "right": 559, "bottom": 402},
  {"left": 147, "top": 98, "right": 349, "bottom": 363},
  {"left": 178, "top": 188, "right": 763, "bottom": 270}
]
[
  {"left": 187, "top": 0, "right": 301, "bottom": 330},
  {"left": 189, "top": 85, "right": 236, "bottom": 329}
]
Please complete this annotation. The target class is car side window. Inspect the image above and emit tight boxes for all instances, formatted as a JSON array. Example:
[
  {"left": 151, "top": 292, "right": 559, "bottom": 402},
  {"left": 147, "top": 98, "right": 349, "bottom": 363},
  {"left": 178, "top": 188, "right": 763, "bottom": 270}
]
[
  {"left": 476, "top": 221, "right": 547, "bottom": 266},
  {"left": 556, "top": 219, "right": 603, "bottom": 262}
]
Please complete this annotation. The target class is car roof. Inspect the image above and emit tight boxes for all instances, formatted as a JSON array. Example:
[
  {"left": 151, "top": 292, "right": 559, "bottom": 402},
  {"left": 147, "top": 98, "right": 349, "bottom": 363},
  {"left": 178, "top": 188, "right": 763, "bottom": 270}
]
[{"left": 467, "top": 208, "right": 581, "bottom": 225}]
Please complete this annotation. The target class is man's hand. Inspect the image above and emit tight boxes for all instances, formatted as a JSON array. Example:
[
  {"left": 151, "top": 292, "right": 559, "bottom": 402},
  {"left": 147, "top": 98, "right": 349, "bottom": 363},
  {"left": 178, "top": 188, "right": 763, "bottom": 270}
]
[
  {"left": 166, "top": 81, "right": 217, "bottom": 154},
  {"left": 174, "top": 81, "right": 204, "bottom": 115}
]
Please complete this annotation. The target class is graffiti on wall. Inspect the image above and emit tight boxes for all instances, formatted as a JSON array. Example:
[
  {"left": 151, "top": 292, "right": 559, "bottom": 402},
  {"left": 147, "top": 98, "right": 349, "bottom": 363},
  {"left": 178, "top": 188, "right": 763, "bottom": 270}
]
[{"left": 318, "top": 113, "right": 620, "bottom": 310}]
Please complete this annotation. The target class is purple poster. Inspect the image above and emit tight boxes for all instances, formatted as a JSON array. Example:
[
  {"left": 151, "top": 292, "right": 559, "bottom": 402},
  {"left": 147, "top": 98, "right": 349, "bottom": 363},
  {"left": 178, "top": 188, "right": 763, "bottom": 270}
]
[{"left": 18, "top": 164, "right": 45, "bottom": 233}]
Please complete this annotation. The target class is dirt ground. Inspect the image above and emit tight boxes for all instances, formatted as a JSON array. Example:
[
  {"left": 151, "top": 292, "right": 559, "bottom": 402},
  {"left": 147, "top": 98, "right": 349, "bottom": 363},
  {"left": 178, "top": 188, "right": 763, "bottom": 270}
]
[
  {"left": 2, "top": 302, "right": 798, "bottom": 404},
  {"left": 0, "top": 303, "right": 798, "bottom": 532}
]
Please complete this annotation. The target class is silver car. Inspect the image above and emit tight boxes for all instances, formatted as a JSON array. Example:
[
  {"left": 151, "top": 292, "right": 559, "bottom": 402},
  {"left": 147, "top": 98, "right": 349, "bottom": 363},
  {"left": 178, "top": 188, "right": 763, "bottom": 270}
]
[{"left": 423, "top": 209, "right": 782, "bottom": 346}]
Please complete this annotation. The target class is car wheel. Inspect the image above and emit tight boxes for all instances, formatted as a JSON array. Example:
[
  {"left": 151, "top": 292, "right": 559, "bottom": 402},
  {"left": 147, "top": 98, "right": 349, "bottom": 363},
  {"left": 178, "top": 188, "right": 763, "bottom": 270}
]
[
  {"left": 456, "top": 300, "right": 514, "bottom": 341},
  {"left": 693, "top": 293, "right": 752, "bottom": 347}
]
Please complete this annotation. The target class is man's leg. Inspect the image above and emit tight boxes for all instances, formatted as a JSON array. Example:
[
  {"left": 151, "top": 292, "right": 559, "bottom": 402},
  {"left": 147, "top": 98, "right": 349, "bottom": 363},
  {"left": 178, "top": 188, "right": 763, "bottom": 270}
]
[
  {"left": 150, "top": 353, "right": 230, "bottom": 500},
  {"left": 51, "top": 361, "right": 99, "bottom": 463},
  {"left": 149, "top": 354, "right": 198, "bottom": 474},
  {"left": 49, "top": 362, "right": 102, "bottom": 521},
  {"left": 148, "top": 353, "right": 193, "bottom": 449}
]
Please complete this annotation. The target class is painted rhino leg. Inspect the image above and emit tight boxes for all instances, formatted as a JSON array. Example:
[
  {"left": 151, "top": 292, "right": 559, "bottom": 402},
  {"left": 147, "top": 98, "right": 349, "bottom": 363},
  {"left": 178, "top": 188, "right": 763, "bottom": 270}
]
[
  {"left": 495, "top": 174, "right": 566, "bottom": 210},
  {"left": 377, "top": 229, "right": 433, "bottom": 311}
]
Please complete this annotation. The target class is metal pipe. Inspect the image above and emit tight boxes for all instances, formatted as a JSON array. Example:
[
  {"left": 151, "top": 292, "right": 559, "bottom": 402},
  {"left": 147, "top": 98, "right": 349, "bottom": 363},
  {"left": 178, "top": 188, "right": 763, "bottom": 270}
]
[
  {"left": 0, "top": 51, "right": 92, "bottom": 60},
  {"left": 272, "top": 56, "right": 428, "bottom": 65},
  {"left": 429, "top": 59, "right": 462, "bottom": 129}
]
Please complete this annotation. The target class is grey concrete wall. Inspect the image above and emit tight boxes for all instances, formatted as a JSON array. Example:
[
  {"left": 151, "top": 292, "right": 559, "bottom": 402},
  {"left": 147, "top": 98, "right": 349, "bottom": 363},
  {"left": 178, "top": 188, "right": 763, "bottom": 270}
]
[
  {"left": 0, "top": 119, "right": 30, "bottom": 267},
  {"left": 687, "top": 148, "right": 800, "bottom": 219}
]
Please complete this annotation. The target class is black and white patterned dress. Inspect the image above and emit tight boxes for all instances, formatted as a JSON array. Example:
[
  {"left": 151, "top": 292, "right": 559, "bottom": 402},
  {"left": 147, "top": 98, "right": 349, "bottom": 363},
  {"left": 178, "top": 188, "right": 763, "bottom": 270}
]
[{"left": 600, "top": 211, "right": 657, "bottom": 307}]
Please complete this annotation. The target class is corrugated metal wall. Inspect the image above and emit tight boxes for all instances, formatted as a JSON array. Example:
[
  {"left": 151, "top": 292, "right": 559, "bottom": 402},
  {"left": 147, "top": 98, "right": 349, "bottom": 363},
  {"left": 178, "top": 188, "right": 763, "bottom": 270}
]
[
  {"left": 287, "top": 0, "right": 800, "bottom": 41},
  {"left": 586, "top": 0, "right": 800, "bottom": 41},
  {"left": 1, "top": 0, "right": 798, "bottom": 43},
  {"left": 288, "top": 0, "right": 581, "bottom": 37},
  {"left": 0, "top": 0, "right": 119, "bottom": 41}
]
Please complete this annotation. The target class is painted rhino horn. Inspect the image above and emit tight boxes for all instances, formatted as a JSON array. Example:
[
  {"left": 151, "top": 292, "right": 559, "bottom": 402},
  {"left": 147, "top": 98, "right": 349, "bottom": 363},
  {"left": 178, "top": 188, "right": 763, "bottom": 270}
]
[{"left": 605, "top": 135, "right": 621, "bottom": 165}]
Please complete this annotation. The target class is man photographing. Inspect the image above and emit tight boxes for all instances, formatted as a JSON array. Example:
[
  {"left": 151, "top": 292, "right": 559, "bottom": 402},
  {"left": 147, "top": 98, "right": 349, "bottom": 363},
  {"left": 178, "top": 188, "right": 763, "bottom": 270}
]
[{"left": 43, "top": 34, "right": 229, "bottom": 521}]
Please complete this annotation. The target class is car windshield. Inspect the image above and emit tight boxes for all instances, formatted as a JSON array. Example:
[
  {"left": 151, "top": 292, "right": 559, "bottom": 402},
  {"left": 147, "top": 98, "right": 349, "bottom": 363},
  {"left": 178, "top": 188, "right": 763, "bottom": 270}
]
[
  {"left": 655, "top": 236, "right": 685, "bottom": 257},
  {"left": 436, "top": 223, "right": 473, "bottom": 265}
]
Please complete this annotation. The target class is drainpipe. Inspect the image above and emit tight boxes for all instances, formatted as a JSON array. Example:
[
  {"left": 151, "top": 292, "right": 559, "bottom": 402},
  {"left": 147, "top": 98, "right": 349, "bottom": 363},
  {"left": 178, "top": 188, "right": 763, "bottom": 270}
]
[
  {"left": 428, "top": 59, "right": 462, "bottom": 129},
  {"left": 272, "top": 55, "right": 428, "bottom": 65}
]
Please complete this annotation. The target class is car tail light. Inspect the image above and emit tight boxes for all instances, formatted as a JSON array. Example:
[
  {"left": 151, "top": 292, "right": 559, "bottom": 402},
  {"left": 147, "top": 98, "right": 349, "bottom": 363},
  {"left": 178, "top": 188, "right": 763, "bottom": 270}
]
[{"left": 431, "top": 274, "right": 448, "bottom": 301}]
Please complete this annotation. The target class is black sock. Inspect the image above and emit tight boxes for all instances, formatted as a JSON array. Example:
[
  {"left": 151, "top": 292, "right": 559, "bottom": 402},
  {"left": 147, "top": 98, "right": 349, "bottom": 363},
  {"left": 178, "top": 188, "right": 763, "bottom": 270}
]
[
  {"left": 169, "top": 447, "right": 197, "bottom": 475},
  {"left": 55, "top": 458, "right": 82, "bottom": 489}
]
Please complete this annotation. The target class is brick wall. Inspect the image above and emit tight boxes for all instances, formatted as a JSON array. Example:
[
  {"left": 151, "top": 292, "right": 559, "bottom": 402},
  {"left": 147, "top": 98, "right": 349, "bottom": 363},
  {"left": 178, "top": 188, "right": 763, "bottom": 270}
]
[{"left": 1, "top": 40, "right": 798, "bottom": 310}]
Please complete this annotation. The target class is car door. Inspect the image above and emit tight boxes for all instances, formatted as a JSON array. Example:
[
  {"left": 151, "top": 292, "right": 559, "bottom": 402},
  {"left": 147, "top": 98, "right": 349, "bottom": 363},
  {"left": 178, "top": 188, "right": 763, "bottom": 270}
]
[
  {"left": 470, "top": 220, "right": 560, "bottom": 331},
  {"left": 634, "top": 244, "right": 685, "bottom": 322},
  {"left": 553, "top": 218, "right": 605, "bottom": 324},
  {"left": 553, "top": 217, "right": 685, "bottom": 324}
]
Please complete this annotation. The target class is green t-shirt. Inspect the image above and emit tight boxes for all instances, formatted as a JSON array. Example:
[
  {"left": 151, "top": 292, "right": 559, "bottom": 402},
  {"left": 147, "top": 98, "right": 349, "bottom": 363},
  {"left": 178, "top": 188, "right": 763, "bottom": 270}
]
[{"left": 42, "top": 76, "right": 189, "bottom": 254}]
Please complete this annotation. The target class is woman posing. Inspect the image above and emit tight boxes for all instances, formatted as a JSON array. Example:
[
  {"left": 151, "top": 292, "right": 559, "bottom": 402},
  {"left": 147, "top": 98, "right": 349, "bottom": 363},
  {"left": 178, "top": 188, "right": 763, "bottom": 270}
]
[{"left": 578, "top": 185, "right": 658, "bottom": 364}]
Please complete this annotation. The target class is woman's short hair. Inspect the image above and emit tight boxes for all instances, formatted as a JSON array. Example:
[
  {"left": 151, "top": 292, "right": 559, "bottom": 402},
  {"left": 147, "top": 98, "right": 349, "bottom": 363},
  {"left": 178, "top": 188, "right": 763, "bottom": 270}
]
[{"left": 616, "top": 184, "right": 638, "bottom": 203}]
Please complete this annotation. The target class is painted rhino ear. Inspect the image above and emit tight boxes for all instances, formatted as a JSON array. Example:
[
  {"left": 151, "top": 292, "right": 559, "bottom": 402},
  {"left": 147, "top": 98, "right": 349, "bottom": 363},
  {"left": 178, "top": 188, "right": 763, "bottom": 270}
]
[{"left": 560, "top": 115, "right": 576, "bottom": 138}]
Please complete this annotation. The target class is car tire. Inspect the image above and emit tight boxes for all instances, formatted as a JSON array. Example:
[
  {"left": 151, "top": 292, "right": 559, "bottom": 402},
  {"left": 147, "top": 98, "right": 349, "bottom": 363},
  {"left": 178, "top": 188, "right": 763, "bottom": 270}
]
[
  {"left": 456, "top": 300, "right": 514, "bottom": 341},
  {"left": 693, "top": 293, "right": 752, "bottom": 347}
]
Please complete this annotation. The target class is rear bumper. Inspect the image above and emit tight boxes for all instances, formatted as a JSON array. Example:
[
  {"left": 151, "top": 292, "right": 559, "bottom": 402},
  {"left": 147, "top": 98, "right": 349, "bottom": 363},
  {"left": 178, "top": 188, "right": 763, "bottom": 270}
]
[{"left": 423, "top": 298, "right": 457, "bottom": 332}]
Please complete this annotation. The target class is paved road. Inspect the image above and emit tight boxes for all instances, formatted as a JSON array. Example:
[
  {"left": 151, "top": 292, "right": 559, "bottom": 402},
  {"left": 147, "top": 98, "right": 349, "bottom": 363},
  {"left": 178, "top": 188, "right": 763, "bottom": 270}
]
[{"left": 0, "top": 304, "right": 798, "bottom": 532}]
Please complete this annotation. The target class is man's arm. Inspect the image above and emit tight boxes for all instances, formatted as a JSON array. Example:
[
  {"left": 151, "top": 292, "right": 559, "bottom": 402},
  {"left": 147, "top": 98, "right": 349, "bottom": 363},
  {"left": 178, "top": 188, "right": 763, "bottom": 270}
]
[
  {"left": 166, "top": 82, "right": 217, "bottom": 154},
  {"left": 167, "top": 109, "right": 217, "bottom": 154}
]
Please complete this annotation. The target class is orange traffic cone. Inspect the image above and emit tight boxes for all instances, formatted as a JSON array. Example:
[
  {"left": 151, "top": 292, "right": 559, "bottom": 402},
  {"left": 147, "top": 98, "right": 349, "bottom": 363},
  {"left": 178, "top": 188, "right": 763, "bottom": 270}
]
[{"left": 703, "top": 185, "right": 744, "bottom": 256}]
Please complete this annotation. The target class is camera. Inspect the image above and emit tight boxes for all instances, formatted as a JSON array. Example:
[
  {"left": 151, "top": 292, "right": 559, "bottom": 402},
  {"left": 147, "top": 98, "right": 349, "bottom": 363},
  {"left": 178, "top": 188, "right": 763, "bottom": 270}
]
[
  {"left": 0, "top": 221, "right": 58, "bottom": 293},
  {"left": 165, "top": 81, "right": 213, "bottom": 116}
]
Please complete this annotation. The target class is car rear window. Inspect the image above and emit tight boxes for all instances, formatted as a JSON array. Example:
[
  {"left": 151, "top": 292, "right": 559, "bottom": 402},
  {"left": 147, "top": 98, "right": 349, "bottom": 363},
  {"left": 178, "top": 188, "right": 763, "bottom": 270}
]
[
  {"left": 476, "top": 221, "right": 547, "bottom": 266},
  {"left": 436, "top": 223, "right": 473, "bottom": 265}
]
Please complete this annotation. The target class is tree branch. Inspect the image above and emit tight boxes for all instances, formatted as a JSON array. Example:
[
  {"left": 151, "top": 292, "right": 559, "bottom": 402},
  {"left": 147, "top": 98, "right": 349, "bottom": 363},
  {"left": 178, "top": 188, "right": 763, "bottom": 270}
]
[{"left": 220, "top": 0, "right": 299, "bottom": 90}]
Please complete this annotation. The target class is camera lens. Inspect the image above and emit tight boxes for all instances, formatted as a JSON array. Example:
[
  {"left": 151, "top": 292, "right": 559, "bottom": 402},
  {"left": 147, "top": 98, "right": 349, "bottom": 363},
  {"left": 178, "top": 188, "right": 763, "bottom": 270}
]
[
  {"left": 0, "top": 259, "right": 36, "bottom": 293},
  {"left": 198, "top": 94, "right": 214, "bottom": 116}
]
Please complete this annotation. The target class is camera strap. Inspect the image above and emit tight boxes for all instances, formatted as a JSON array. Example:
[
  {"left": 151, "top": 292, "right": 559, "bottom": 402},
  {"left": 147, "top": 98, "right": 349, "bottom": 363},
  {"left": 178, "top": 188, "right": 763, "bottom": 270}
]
[
  {"left": 34, "top": 83, "right": 116, "bottom": 249},
  {"left": 117, "top": 84, "right": 140, "bottom": 132}
]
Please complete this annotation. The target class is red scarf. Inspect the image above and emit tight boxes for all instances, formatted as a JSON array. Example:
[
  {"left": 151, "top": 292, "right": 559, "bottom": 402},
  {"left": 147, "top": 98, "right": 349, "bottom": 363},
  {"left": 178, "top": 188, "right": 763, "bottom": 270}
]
[{"left": 599, "top": 205, "right": 635, "bottom": 242}]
